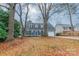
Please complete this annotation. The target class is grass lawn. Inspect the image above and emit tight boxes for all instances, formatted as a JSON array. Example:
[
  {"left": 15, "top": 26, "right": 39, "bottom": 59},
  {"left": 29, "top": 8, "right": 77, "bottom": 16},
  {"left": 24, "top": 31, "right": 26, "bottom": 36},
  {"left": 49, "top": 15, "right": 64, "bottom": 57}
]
[{"left": 0, "top": 37, "right": 79, "bottom": 56}]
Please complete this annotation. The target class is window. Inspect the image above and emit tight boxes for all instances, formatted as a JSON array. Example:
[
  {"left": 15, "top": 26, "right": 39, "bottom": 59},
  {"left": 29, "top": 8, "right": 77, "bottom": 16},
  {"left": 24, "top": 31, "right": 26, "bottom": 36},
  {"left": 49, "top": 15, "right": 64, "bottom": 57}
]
[
  {"left": 35, "top": 25, "right": 38, "bottom": 28},
  {"left": 30, "top": 24, "right": 32, "bottom": 28},
  {"left": 41, "top": 25, "right": 43, "bottom": 28},
  {"left": 38, "top": 31, "right": 40, "bottom": 35}
]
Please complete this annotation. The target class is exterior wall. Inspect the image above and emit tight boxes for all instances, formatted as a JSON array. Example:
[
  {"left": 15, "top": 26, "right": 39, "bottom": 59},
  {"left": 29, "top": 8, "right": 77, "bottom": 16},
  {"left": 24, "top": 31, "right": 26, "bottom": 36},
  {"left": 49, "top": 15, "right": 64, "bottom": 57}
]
[
  {"left": 25, "top": 21, "right": 44, "bottom": 36},
  {"left": 74, "top": 27, "right": 79, "bottom": 31}
]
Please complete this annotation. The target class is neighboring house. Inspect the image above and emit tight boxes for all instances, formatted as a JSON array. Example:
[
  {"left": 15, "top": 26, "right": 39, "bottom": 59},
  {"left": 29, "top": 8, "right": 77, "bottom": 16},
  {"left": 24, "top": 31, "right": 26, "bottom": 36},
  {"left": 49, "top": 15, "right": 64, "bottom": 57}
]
[
  {"left": 25, "top": 20, "right": 55, "bottom": 36},
  {"left": 74, "top": 24, "right": 79, "bottom": 31},
  {"left": 55, "top": 24, "right": 71, "bottom": 34}
]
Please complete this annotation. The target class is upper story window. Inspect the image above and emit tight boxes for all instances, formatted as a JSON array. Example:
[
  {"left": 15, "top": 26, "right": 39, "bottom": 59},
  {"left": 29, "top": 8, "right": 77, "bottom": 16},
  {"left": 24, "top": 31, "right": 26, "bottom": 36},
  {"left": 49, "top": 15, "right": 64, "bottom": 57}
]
[
  {"left": 41, "top": 25, "right": 43, "bottom": 28},
  {"left": 29, "top": 24, "right": 32, "bottom": 28},
  {"left": 35, "top": 24, "right": 38, "bottom": 28}
]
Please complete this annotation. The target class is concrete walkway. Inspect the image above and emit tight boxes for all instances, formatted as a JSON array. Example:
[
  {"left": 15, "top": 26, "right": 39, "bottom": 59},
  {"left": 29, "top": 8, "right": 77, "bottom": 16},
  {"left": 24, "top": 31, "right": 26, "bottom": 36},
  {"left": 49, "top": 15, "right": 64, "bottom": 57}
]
[{"left": 56, "top": 36, "right": 79, "bottom": 40}]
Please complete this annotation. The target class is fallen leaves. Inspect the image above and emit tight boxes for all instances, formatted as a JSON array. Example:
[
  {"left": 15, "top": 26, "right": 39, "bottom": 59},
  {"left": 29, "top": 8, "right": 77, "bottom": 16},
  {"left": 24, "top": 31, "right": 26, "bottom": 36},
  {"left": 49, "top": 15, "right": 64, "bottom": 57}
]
[{"left": 0, "top": 37, "right": 79, "bottom": 56}]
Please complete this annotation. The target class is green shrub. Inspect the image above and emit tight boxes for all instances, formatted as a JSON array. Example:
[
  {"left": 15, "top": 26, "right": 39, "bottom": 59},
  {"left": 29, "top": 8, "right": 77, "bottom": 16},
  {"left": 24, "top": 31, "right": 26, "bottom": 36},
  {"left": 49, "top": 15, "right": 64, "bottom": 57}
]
[
  {"left": 0, "top": 28, "right": 7, "bottom": 42},
  {"left": 0, "top": 8, "right": 21, "bottom": 42},
  {"left": 14, "top": 20, "right": 21, "bottom": 37}
]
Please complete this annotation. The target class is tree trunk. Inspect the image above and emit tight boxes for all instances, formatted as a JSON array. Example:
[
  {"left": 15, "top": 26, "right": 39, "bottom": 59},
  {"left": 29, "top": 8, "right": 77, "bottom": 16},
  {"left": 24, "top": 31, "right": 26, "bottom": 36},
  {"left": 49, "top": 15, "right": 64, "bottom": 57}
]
[
  {"left": 43, "top": 4, "right": 48, "bottom": 36},
  {"left": 24, "top": 4, "right": 29, "bottom": 35},
  {"left": 67, "top": 4, "right": 74, "bottom": 31},
  {"left": 7, "top": 4, "right": 16, "bottom": 41},
  {"left": 38, "top": 3, "right": 53, "bottom": 36},
  {"left": 22, "top": 27, "right": 25, "bottom": 36},
  {"left": 43, "top": 18, "right": 48, "bottom": 36}
]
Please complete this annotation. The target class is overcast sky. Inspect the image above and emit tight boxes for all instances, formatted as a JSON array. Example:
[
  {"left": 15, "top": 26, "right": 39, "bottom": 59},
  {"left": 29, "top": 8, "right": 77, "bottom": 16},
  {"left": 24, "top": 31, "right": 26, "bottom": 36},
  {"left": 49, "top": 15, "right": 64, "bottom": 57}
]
[
  {"left": 26, "top": 4, "right": 79, "bottom": 27},
  {"left": 1, "top": 3, "right": 79, "bottom": 27}
]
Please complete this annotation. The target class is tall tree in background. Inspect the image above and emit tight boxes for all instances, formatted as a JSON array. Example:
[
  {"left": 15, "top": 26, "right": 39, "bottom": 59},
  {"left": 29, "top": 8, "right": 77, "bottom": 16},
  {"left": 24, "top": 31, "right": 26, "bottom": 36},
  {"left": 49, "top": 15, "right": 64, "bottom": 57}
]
[
  {"left": 24, "top": 4, "right": 29, "bottom": 35},
  {"left": 38, "top": 3, "right": 53, "bottom": 36},
  {"left": 18, "top": 4, "right": 24, "bottom": 36},
  {"left": 7, "top": 3, "right": 16, "bottom": 41},
  {"left": 66, "top": 3, "right": 74, "bottom": 31},
  {"left": 16, "top": 3, "right": 29, "bottom": 37}
]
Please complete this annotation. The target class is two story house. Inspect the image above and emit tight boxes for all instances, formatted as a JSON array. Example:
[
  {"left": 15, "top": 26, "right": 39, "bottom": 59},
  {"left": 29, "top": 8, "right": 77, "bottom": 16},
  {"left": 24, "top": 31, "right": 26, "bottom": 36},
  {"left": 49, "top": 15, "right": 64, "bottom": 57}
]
[{"left": 24, "top": 20, "right": 55, "bottom": 36}]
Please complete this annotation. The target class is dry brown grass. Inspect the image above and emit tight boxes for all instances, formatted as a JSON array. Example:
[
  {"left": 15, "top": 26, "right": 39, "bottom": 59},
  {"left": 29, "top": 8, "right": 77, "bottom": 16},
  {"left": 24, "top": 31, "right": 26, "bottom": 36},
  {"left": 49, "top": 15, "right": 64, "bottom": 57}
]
[{"left": 0, "top": 37, "right": 79, "bottom": 56}]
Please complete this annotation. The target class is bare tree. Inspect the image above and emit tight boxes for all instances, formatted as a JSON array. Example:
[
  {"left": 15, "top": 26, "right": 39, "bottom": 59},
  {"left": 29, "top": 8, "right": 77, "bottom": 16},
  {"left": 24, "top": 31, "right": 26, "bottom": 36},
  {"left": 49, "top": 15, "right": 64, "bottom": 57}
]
[
  {"left": 38, "top": 3, "right": 53, "bottom": 36},
  {"left": 66, "top": 3, "right": 74, "bottom": 31},
  {"left": 18, "top": 4, "right": 24, "bottom": 36},
  {"left": 24, "top": 4, "right": 29, "bottom": 35},
  {"left": 16, "top": 3, "right": 29, "bottom": 37}
]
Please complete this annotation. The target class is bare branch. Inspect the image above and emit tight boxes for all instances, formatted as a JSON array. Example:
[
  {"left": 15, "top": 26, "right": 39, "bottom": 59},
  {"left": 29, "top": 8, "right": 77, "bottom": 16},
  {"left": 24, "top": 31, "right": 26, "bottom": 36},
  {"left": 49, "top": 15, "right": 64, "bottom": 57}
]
[
  {"left": 38, "top": 4, "right": 45, "bottom": 19},
  {"left": 0, "top": 5, "right": 9, "bottom": 9}
]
